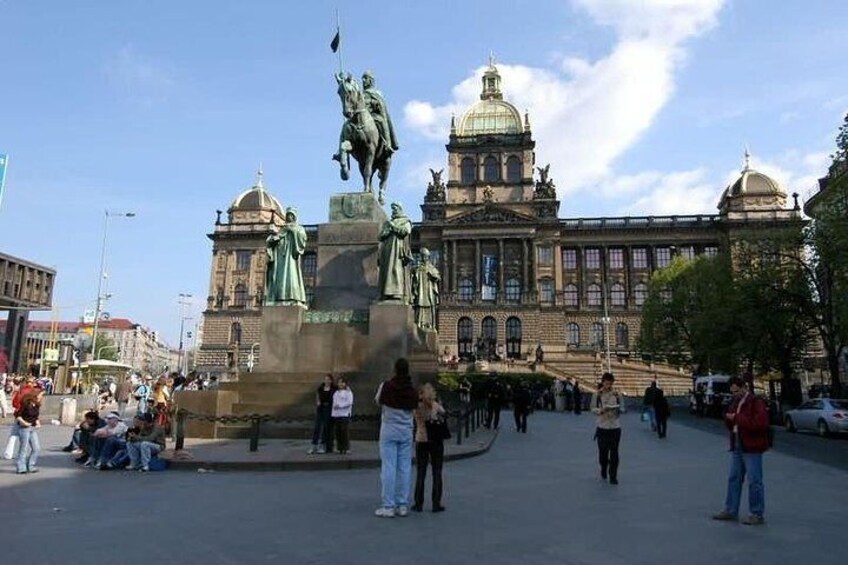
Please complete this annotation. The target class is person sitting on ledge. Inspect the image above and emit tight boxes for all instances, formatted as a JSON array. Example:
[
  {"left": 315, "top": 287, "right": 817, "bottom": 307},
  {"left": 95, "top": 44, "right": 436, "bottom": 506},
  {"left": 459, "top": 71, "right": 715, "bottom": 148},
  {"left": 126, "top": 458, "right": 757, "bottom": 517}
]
[{"left": 92, "top": 411, "right": 128, "bottom": 470}]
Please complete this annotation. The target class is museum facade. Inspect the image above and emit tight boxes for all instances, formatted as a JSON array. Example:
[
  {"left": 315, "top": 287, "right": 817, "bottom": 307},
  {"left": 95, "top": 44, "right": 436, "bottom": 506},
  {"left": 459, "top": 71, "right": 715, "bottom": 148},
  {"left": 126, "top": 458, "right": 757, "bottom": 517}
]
[{"left": 196, "top": 63, "right": 801, "bottom": 375}]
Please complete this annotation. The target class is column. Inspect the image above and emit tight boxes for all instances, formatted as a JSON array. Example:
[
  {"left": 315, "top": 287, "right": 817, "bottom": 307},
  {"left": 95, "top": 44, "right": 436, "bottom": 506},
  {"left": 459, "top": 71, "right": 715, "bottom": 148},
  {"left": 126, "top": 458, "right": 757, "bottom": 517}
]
[
  {"left": 498, "top": 238, "right": 505, "bottom": 302},
  {"left": 452, "top": 240, "right": 458, "bottom": 293},
  {"left": 475, "top": 239, "right": 481, "bottom": 302},
  {"left": 522, "top": 239, "right": 529, "bottom": 298},
  {"left": 442, "top": 240, "right": 450, "bottom": 292}
]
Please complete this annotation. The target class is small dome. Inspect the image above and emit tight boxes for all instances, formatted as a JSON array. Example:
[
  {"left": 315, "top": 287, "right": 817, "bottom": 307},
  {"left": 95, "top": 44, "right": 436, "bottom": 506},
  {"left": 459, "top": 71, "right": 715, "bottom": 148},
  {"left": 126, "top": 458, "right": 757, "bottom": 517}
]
[
  {"left": 229, "top": 169, "right": 283, "bottom": 215},
  {"left": 458, "top": 99, "right": 523, "bottom": 136},
  {"left": 728, "top": 169, "right": 785, "bottom": 197}
]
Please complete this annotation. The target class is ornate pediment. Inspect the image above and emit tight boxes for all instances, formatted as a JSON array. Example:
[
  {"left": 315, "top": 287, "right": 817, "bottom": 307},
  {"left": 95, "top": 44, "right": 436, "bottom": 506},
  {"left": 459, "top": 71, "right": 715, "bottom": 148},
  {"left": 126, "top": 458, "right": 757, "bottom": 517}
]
[{"left": 448, "top": 204, "right": 538, "bottom": 225}]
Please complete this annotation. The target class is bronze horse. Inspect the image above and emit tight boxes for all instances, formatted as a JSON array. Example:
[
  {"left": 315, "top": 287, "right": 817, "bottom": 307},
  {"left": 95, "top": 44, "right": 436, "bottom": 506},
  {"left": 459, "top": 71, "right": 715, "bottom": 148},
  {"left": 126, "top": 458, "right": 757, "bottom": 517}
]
[{"left": 333, "top": 73, "right": 392, "bottom": 205}]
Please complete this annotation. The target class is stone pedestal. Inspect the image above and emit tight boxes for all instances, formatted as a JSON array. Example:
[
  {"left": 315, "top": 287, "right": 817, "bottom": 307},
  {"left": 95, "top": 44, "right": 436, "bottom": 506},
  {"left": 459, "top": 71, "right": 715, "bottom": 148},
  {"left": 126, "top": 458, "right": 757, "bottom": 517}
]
[{"left": 256, "top": 305, "right": 304, "bottom": 373}]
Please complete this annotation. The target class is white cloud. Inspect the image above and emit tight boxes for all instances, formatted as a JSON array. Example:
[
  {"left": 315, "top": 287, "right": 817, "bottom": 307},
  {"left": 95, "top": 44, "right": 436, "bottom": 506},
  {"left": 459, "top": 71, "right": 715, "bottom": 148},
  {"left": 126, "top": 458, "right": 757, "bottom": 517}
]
[
  {"left": 105, "top": 44, "right": 175, "bottom": 106},
  {"left": 403, "top": 0, "right": 727, "bottom": 194},
  {"left": 616, "top": 168, "right": 717, "bottom": 216}
]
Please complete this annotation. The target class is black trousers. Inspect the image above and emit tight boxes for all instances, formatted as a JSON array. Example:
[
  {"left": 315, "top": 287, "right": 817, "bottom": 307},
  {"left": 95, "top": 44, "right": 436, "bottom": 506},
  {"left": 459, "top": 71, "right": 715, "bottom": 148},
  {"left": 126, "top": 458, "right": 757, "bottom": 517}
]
[
  {"left": 656, "top": 417, "right": 668, "bottom": 438},
  {"left": 514, "top": 407, "right": 528, "bottom": 432},
  {"left": 596, "top": 428, "right": 622, "bottom": 479},
  {"left": 334, "top": 417, "right": 350, "bottom": 452},
  {"left": 414, "top": 441, "right": 444, "bottom": 509},
  {"left": 485, "top": 403, "right": 501, "bottom": 429}
]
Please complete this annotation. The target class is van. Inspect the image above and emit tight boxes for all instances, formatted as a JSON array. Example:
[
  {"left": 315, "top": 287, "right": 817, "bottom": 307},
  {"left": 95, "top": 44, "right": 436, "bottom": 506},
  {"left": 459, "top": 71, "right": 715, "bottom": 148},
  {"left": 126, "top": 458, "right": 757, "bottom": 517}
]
[{"left": 689, "top": 375, "right": 733, "bottom": 417}]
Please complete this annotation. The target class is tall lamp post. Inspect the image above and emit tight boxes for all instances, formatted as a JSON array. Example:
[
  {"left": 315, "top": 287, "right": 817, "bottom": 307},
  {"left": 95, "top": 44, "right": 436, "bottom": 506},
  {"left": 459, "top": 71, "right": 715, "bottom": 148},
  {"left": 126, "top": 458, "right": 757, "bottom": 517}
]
[
  {"left": 91, "top": 210, "right": 135, "bottom": 362},
  {"left": 176, "top": 293, "right": 193, "bottom": 376}
]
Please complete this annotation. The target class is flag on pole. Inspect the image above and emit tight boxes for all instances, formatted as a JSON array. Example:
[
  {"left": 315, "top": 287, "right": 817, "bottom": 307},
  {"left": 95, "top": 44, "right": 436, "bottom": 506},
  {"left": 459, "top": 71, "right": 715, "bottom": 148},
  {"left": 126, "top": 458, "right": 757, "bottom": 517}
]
[
  {"left": 330, "top": 29, "right": 340, "bottom": 52},
  {"left": 0, "top": 153, "right": 8, "bottom": 210}
]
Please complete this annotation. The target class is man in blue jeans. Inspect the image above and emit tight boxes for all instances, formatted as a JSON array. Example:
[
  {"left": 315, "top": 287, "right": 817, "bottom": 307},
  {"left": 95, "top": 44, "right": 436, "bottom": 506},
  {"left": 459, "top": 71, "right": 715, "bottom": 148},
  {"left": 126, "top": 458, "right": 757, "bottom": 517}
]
[{"left": 712, "top": 377, "right": 770, "bottom": 525}]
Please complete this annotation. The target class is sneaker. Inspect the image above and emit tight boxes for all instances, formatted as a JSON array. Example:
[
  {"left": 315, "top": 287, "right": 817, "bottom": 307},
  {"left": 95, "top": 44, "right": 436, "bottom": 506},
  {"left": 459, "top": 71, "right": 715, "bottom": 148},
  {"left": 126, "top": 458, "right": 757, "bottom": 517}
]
[
  {"left": 61, "top": 445, "right": 74, "bottom": 453},
  {"left": 316, "top": 446, "right": 326, "bottom": 454},
  {"left": 16, "top": 470, "right": 27, "bottom": 474},
  {"left": 411, "top": 505, "right": 423, "bottom": 512},
  {"left": 374, "top": 507, "right": 395, "bottom": 518},
  {"left": 28, "top": 468, "right": 39, "bottom": 474},
  {"left": 307, "top": 446, "right": 316, "bottom": 455},
  {"left": 609, "top": 477, "right": 619, "bottom": 485},
  {"left": 712, "top": 511, "right": 738, "bottom": 521},
  {"left": 741, "top": 514, "right": 765, "bottom": 526},
  {"left": 83, "top": 458, "right": 93, "bottom": 467},
  {"left": 396, "top": 506, "right": 409, "bottom": 517},
  {"left": 432, "top": 505, "right": 446, "bottom": 513},
  {"left": 94, "top": 462, "right": 103, "bottom": 470},
  {"left": 125, "top": 465, "right": 139, "bottom": 471},
  {"left": 75, "top": 455, "right": 88, "bottom": 464},
  {"left": 139, "top": 466, "right": 149, "bottom": 472},
  {"left": 105, "top": 462, "right": 114, "bottom": 470}
]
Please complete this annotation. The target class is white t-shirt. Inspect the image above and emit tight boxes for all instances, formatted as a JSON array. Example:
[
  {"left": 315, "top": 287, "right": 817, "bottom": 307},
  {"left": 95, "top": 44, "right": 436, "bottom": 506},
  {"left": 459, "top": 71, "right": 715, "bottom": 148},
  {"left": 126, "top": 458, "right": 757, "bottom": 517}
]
[{"left": 332, "top": 389, "right": 354, "bottom": 418}]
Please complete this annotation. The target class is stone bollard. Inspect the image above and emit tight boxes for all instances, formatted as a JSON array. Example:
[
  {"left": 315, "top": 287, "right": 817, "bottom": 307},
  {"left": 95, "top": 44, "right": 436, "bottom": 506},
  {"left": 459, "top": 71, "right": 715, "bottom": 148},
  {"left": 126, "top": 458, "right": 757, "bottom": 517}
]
[{"left": 60, "top": 398, "right": 77, "bottom": 425}]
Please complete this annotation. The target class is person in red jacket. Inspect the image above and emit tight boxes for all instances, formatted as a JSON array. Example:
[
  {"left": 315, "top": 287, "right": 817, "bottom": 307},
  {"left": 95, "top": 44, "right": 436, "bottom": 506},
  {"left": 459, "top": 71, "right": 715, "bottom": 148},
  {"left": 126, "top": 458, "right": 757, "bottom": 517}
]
[{"left": 712, "top": 377, "right": 770, "bottom": 525}]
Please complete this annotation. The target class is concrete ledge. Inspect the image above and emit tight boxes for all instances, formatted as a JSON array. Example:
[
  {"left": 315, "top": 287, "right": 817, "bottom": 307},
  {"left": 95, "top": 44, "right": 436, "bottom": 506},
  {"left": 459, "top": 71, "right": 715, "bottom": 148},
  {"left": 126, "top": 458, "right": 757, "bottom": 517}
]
[{"left": 161, "top": 428, "right": 497, "bottom": 472}]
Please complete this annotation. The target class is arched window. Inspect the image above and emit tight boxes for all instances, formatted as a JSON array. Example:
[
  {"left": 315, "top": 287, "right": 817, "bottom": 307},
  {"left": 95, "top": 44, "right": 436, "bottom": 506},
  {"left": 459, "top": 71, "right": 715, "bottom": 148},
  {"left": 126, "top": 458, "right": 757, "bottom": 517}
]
[
  {"left": 461, "top": 157, "right": 476, "bottom": 185},
  {"left": 615, "top": 322, "right": 629, "bottom": 349},
  {"left": 230, "top": 321, "right": 242, "bottom": 345},
  {"left": 481, "top": 316, "right": 497, "bottom": 358},
  {"left": 458, "top": 278, "right": 474, "bottom": 301},
  {"left": 457, "top": 317, "right": 473, "bottom": 358},
  {"left": 505, "top": 278, "right": 521, "bottom": 302},
  {"left": 591, "top": 322, "right": 605, "bottom": 347},
  {"left": 234, "top": 284, "right": 248, "bottom": 308},
  {"left": 483, "top": 155, "right": 500, "bottom": 182},
  {"left": 566, "top": 322, "right": 580, "bottom": 347},
  {"left": 610, "top": 283, "right": 625, "bottom": 307},
  {"left": 587, "top": 284, "right": 602, "bottom": 307},
  {"left": 506, "top": 317, "right": 522, "bottom": 359},
  {"left": 539, "top": 279, "right": 554, "bottom": 303},
  {"left": 564, "top": 284, "right": 578, "bottom": 307},
  {"left": 634, "top": 283, "right": 648, "bottom": 306},
  {"left": 506, "top": 155, "right": 522, "bottom": 183}
]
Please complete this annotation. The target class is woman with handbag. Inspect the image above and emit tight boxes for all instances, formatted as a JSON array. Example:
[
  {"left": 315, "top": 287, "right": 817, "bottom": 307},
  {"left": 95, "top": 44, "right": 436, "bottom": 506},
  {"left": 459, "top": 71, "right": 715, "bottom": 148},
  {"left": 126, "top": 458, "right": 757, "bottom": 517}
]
[{"left": 413, "top": 383, "right": 448, "bottom": 513}]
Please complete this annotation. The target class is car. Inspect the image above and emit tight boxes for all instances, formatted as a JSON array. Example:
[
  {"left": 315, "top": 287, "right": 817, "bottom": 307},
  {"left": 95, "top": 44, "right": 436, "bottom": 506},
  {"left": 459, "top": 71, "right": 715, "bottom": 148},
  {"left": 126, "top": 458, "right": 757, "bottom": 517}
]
[
  {"left": 783, "top": 398, "right": 848, "bottom": 437},
  {"left": 689, "top": 375, "right": 733, "bottom": 417}
]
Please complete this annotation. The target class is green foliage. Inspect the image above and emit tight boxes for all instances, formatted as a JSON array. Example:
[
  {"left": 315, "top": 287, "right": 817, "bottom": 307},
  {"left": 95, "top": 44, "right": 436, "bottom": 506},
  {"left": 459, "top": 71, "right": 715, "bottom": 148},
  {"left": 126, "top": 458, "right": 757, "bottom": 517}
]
[
  {"left": 437, "top": 371, "right": 554, "bottom": 393},
  {"left": 91, "top": 334, "right": 120, "bottom": 362}
]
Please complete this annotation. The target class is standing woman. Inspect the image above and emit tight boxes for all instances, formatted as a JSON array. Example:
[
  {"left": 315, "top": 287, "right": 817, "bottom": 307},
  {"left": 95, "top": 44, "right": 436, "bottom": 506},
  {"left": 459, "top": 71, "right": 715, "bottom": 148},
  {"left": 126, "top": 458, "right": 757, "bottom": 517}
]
[
  {"left": 332, "top": 377, "right": 354, "bottom": 455},
  {"left": 654, "top": 388, "right": 670, "bottom": 439},
  {"left": 413, "top": 383, "right": 447, "bottom": 513},
  {"left": 591, "top": 372, "right": 625, "bottom": 485},
  {"left": 374, "top": 358, "right": 418, "bottom": 518},
  {"left": 16, "top": 392, "right": 43, "bottom": 474},
  {"left": 309, "top": 374, "right": 335, "bottom": 454}
]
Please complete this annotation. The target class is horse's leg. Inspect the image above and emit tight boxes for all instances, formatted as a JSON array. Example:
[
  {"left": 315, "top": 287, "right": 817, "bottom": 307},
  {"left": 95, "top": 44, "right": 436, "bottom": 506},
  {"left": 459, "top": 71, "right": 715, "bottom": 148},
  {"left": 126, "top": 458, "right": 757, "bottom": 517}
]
[
  {"left": 377, "top": 154, "right": 392, "bottom": 206},
  {"left": 333, "top": 134, "right": 350, "bottom": 181},
  {"left": 360, "top": 149, "right": 374, "bottom": 194}
]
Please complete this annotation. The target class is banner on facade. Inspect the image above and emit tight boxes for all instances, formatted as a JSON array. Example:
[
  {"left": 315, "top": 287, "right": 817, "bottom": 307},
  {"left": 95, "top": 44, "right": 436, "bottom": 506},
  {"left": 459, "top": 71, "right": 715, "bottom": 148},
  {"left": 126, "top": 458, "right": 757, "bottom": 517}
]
[
  {"left": 0, "top": 153, "right": 8, "bottom": 210},
  {"left": 481, "top": 255, "right": 498, "bottom": 300}
]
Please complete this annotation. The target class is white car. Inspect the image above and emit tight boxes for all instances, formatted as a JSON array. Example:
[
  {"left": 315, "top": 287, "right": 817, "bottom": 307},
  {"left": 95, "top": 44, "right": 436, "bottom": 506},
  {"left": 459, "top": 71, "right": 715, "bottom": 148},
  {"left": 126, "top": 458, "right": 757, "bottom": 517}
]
[{"left": 784, "top": 399, "right": 848, "bottom": 437}]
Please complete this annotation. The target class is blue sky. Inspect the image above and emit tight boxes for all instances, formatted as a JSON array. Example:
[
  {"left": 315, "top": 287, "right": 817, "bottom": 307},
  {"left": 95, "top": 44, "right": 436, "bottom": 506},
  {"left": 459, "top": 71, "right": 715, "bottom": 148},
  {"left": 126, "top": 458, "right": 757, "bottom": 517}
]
[{"left": 1, "top": 0, "right": 846, "bottom": 345}]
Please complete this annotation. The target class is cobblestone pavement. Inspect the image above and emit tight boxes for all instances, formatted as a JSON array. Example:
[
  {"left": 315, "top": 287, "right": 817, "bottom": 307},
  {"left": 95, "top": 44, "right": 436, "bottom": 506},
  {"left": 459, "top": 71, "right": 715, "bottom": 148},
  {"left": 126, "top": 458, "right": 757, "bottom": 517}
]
[{"left": 2, "top": 410, "right": 846, "bottom": 565}]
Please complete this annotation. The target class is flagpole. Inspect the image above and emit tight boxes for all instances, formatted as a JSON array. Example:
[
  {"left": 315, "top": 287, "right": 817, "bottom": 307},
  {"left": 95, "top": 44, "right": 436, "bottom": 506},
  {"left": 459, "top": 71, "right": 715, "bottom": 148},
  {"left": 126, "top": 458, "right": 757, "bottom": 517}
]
[{"left": 335, "top": 8, "right": 344, "bottom": 74}]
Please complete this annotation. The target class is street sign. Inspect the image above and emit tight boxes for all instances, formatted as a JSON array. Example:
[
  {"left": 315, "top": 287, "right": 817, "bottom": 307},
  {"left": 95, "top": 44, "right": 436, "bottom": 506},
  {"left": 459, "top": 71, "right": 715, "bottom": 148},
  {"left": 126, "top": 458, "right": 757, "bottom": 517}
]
[
  {"left": 43, "top": 348, "right": 60, "bottom": 362},
  {"left": 83, "top": 309, "right": 96, "bottom": 323}
]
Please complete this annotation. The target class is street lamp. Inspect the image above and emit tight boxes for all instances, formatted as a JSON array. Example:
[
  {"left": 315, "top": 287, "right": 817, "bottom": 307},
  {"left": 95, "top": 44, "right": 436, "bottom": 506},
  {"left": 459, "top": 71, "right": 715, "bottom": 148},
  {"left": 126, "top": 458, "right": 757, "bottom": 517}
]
[
  {"left": 177, "top": 293, "right": 193, "bottom": 375},
  {"left": 91, "top": 210, "right": 135, "bottom": 363}
]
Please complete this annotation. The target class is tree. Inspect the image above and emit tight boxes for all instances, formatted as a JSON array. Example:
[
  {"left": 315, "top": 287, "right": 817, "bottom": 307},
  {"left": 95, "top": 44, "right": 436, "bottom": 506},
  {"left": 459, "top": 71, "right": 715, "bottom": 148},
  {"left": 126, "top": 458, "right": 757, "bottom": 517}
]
[{"left": 86, "top": 333, "right": 119, "bottom": 362}]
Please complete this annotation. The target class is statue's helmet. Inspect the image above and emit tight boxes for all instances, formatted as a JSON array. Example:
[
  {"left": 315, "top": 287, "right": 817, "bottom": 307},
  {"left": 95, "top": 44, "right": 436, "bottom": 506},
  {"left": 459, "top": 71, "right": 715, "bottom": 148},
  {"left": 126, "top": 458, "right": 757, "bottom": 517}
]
[
  {"left": 285, "top": 207, "right": 298, "bottom": 221},
  {"left": 362, "top": 70, "right": 375, "bottom": 83},
  {"left": 421, "top": 247, "right": 431, "bottom": 258}
]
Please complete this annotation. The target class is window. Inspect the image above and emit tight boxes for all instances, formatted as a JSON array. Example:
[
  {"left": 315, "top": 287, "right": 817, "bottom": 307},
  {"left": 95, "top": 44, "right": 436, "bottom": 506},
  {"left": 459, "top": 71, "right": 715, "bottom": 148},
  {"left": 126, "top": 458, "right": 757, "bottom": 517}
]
[
  {"left": 564, "top": 284, "right": 578, "bottom": 307},
  {"left": 610, "top": 283, "right": 625, "bottom": 307},
  {"left": 539, "top": 279, "right": 554, "bottom": 303},
  {"left": 585, "top": 249, "right": 600, "bottom": 270},
  {"left": 505, "top": 278, "right": 521, "bottom": 302},
  {"left": 615, "top": 323, "right": 629, "bottom": 349},
  {"left": 591, "top": 322, "right": 605, "bottom": 347},
  {"left": 236, "top": 250, "right": 252, "bottom": 271},
  {"left": 459, "top": 278, "right": 474, "bottom": 301},
  {"left": 233, "top": 284, "right": 248, "bottom": 308},
  {"left": 302, "top": 253, "right": 317, "bottom": 277},
  {"left": 505, "top": 317, "right": 522, "bottom": 359},
  {"left": 562, "top": 249, "right": 577, "bottom": 270},
  {"left": 230, "top": 322, "right": 242, "bottom": 345},
  {"left": 305, "top": 285, "right": 314, "bottom": 306},
  {"left": 680, "top": 246, "right": 695, "bottom": 260},
  {"left": 704, "top": 246, "right": 719, "bottom": 257},
  {"left": 609, "top": 249, "right": 624, "bottom": 270},
  {"left": 632, "top": 248, "right": 648, "bottom": 269},
  {"left": 461, "top": 157, "right": 476, "bottom": 185},
  {"left": 537, "top": 246, "right": 553, "bottom": 266},
  {"left": 634, "top": 283, "right": 648, "bottom": 306},
  {"left": 482, "top": 316, "right": 497, "bottom": 347},
  {"left": 656, "top": 247, "right": 672, "bottom": 268},
  {"left": 566, "top": 322, "right": 580, "bottom": 346},
  {"left": 587, "top": 283, "right": 602, "bottom": 307},
  {"left": 457, "top": 317, "right": 473, "bottom": 357},
  {"left": 506, "top": 155, "right": 522, "bottom": 183},
  {"left": 483, "top": 155, "right": 500, "bottom": 182}
]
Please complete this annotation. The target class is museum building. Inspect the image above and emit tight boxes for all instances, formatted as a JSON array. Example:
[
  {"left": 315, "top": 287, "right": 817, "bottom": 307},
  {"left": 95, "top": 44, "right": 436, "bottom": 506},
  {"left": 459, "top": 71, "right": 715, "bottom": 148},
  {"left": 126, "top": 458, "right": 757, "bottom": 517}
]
[{"left": 196, "top": 63, "right": 801, "bottom": 375}]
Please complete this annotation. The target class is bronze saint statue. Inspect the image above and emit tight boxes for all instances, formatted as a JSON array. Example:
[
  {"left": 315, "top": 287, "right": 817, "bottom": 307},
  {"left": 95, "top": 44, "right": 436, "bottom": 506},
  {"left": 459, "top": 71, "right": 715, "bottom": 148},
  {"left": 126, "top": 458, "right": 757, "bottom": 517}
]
[
  {"left": 265, "top": 207, "right": 308, "bottom": 307},
  {"left": 333, "top": 71, "right": 396, "bottom": 205},
  {"left": 377, "top": 202, "right": 413, "bottom": 302},
  {"left": 412, "top": 248, "right": 441, "bottom": 330}
]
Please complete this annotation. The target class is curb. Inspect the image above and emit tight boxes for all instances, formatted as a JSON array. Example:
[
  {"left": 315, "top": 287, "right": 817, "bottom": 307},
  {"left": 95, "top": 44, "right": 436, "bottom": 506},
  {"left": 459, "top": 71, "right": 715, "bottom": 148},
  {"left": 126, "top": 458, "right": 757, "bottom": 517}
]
[{"left": 163, "top": 430, "right": 498, "bottom": 472}]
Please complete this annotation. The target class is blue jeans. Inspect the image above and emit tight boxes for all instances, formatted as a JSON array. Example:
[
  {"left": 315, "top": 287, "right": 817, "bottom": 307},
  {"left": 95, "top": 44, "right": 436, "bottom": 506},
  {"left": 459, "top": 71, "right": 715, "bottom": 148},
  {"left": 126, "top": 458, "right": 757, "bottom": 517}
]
[
  {"left": 97, "top": 436, "right": 127, "bottom": 466},
  {"left": 645, "top": 406, "right": 656, "bottom": 428},
  {"left": 127, "top": 441, "right": 162, "bottom": 468},
  {"left": 724, "top": 447, "right": 765, "bottom": 517},
  {"left": 16, "top": 426, "right": 41, "bottom": 473},
  {"left": 379, "top": 426, "right": 413, "bottom": 509}
]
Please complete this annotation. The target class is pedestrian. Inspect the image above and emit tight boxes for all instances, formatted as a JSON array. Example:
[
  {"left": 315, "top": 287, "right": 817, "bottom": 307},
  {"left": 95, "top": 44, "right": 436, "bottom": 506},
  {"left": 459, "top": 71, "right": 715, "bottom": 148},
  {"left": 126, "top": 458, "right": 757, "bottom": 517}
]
[
  {"left": 591, "top": 372, "right": 625, "bottom": 485},
  {"left": 115, "top": 377, "right": 132, "bottom": 417},
  {"left": 573, "top": 380, "right": 582, "bottom": 415},
  {"left": 643, "top": 379, "right": 658, "bottom": 431},
  {"left": 484, "top": 376, "right": 503, "bottom": 429},
  {"left": 15, "top": 391, "right": 43, "bottom": 474},
  {"left": 512, "top": 381, "right": 531, "bottom": 433},
  {"left": 413, "top": 383, "right": 447, "bottom": 513},
  {"left": 712, "top": 377, "right": 770, "bottom": 525},
  {"left": 332, "top": 377, "right": 354, "bottom": 455},
  {"left": 0, "top": 373, "right": 11, "bottom": 418},
  {"left": 654, "top": 388, "right": 670, "bottom": 438},
  {"left": 458, "top": 377, "right": 471, "bottom": 406},
  {"left": 374, "top": 358, "right": 418, "bottom": 518},
  {"left": 308, "top": 374, "right": 335, "bottom": 454}
]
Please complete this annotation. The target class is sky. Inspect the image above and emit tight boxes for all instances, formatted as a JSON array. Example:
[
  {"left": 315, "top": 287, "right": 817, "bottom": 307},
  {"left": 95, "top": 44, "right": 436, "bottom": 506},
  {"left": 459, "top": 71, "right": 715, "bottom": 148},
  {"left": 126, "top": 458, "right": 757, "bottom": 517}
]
[{"left": 1, "top": 0, "right": 847, "bottom": 346}]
